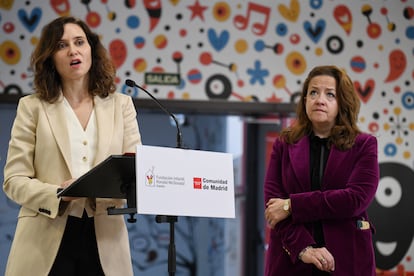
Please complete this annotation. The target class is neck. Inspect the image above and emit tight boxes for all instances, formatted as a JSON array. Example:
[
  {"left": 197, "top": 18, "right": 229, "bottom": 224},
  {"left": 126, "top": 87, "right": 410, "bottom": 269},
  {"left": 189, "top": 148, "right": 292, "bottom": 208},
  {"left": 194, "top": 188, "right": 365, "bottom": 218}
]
[
  {"left": 62, "top": 82, "right": 91, "bottom": 104},
  {"left": 312, "top": 126, "right": 331, "bottom": 138}
]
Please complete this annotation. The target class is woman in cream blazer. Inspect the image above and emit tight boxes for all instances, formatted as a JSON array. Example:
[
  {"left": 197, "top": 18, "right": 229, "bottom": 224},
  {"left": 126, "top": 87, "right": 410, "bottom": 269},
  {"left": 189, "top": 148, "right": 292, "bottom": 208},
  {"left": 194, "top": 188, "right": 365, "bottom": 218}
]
[{"left": 3, "top": 16, "right": 141, "bottom": 276}]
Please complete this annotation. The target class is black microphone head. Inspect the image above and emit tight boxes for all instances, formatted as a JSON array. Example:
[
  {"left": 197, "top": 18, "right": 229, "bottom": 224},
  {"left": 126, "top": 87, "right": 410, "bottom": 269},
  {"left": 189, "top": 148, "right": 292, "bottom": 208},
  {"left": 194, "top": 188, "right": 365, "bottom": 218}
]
[{"left": 125, "top": 79, "right": 136, "bottom": 87}]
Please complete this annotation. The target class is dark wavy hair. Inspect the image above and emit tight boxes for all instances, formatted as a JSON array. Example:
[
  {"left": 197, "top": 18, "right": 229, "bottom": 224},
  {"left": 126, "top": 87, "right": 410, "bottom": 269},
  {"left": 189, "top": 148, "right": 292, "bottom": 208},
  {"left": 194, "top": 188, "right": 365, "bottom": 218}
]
[
  {"left": 30, "top": 16, "right": 116, "bottom": 103},
  {"left": 280, "top": 65, "right": 361, "bottom": 150}
]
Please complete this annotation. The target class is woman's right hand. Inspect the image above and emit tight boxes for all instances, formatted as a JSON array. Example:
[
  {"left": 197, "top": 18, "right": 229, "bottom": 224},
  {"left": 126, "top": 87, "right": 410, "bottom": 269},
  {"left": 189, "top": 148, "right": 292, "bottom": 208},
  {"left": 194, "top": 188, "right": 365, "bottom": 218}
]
[
  {"left": 60, "top": 178, "right": 79, "bottom": 201},
  {"left": 265, "top": 198, "right": 290, "bottom": 228}
]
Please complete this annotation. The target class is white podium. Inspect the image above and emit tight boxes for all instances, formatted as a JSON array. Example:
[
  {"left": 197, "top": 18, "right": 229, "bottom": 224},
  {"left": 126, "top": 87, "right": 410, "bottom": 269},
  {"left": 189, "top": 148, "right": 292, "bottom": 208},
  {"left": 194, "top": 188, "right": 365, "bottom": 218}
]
[{"left": 135, "top": 145, "right": 235, "bottom": 218}]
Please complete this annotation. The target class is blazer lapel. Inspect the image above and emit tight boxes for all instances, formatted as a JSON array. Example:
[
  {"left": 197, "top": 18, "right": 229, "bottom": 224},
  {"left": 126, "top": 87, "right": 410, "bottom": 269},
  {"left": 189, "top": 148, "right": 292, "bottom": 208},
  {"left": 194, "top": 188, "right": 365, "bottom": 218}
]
[
  {"left": 93, "top": 95, "right": 114, "bottom": 165},
  {"left": 289, "top": 136, "right": 311, "bottom": 189},
  {"left": 323, "top": 146, "right": 347, "bottom": 185},
  {"left": 42, "top": 95, "right": 73, "bottom": 176}
]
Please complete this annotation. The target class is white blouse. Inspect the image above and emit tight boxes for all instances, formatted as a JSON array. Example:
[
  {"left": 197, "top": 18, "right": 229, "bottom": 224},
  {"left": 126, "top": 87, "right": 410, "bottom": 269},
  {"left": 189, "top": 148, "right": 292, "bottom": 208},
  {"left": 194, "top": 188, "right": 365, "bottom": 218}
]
[{"left": 63, "top": 97, "right": 97, "bottom": 217}]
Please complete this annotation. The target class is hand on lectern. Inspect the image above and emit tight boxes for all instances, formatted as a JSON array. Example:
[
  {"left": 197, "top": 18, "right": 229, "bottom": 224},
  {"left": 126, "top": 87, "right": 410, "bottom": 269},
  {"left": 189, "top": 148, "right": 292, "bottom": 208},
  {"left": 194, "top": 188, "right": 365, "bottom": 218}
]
[{"left": 60, "top": 178, "right": 81, "bottom": 201}]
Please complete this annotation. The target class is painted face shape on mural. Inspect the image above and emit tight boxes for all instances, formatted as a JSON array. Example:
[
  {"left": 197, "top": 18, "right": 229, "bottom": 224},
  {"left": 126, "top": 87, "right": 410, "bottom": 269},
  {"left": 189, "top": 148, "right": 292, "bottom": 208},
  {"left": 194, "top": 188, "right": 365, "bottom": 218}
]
[
  {"left": 305, "top": 75, "right": 338, "bottom": 138},
  {"left": 368, "top": 162, "right": 414, "bottom": 270},
  {"left": 52, "top": 23, "right": 92, "bottom": 84}
]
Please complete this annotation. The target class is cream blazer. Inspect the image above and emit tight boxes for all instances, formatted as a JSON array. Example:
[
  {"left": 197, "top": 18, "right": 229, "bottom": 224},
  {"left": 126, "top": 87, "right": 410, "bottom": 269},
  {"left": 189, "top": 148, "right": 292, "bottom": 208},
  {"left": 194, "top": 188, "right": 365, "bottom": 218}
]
[{"left": 3, "top": 92, "right": 141, "bottom": 276}]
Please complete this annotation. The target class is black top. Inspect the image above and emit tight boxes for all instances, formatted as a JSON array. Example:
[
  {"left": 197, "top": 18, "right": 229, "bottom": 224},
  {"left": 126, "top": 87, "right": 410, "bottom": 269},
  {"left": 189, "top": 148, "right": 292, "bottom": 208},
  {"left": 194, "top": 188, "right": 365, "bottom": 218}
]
[{"left": 309, "top": 133, "right": 330, "bottom": 276}]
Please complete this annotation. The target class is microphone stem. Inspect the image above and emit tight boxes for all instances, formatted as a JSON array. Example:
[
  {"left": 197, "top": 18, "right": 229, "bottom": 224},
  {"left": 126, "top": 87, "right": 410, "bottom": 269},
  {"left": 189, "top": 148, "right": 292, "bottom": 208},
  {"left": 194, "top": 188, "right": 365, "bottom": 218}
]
[
  {"left": 149, "top": 99, "right": 182, "bottom": 149},
  {"left": 176, "top": 127, "right": 183, "bottom": 149},
  {"left": 128, "top": 80, "right": 183, "bottom": 148}
]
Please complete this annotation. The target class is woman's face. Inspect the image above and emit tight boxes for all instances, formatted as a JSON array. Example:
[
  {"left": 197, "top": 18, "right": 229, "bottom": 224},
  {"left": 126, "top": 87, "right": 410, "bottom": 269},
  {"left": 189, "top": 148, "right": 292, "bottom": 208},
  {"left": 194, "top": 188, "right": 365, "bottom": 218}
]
[
  {"left": 305, "top": 75, "right": 339, "bottom": 137},
  {"left": 52, "top": 23, "right": 92, "bottom": 83}
]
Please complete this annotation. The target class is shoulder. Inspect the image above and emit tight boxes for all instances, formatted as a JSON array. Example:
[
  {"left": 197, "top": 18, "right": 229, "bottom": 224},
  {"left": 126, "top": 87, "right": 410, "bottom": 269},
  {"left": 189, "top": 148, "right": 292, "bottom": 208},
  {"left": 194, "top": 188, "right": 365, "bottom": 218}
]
[
  {"left": 353, "top": 132, "right": 378, "bottom": 151},
  {"left": 16, "top": 94, "right": 44, "bottom": 116},
  {"left": 112, "top": 91, "right": 132, "bottom": 100},
  {"left": 106, "top": 92, "right": 134, "bottom": 104},
  {"left": 355, "top": 132, "right": 377, "bottom": 144},
  {"left": 96, "top": 92, "right": 134, "bottom": 106},
  {"left": 18, "top": 94, "right": 41, "bottom": 105},
  {"left": 273, "top": 135, "right": 307, "bottom": 150}
]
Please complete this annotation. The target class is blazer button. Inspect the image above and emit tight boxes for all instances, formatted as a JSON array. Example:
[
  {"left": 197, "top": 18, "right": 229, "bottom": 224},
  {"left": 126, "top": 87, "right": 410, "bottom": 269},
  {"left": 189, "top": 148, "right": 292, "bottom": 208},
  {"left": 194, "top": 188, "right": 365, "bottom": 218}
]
[{"left": 38, "top": 208, "right": 51, "bottom": 215}]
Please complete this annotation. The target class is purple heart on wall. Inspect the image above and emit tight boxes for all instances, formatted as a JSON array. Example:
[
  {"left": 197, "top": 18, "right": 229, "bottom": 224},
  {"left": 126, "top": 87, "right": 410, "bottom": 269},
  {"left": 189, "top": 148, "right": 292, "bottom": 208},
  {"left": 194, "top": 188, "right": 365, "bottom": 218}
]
[{"left": 18, "top": 7, "right": 42, "bottom": 33}]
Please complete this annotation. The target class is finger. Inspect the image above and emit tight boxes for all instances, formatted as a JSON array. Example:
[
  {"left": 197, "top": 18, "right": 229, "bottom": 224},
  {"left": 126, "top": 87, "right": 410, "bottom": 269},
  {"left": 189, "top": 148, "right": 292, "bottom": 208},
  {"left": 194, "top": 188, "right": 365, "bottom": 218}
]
[
  {"left": 315, "top": 248, "right": 333, "bottom": 270},
  {"left": 319, "top": 257, "right": 326, "bottom": 265},
  {"left": 317, "top": 257, "right": 327, "bottom": 270},
  {"left": 267, "top": 198, "right": 276, "bottom": 205},
  {"left": 267, "top": 220, "right": 275, "bottom": 229},
  {"left": 268, "top": 218, "right": 273, "bottom": 227},
  {"left": 327, "top": 259, "right": 335, "bottom": 272},
  {"left": 320, "top": 258, "right": 334, "bottom": 272},
  {"left": 322, "top": 251, "right": 335, "bottom": 271}
]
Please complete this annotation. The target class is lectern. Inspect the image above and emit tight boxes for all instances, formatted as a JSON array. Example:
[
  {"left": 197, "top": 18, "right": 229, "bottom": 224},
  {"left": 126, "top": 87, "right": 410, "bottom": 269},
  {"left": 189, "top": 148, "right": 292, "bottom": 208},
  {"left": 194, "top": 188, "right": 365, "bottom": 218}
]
[
  {"left": 57, "top": 153, "right": 138, "bottom": 222},
  {"left": 57, "top": 146, "right": 235, "bottom": 276}
]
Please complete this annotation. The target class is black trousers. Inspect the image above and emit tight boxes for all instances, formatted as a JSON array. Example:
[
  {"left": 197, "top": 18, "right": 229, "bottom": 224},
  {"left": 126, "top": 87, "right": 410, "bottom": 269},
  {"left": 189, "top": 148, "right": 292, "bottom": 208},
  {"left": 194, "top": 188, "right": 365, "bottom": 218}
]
[{"left": 49, "top": 211, "right": 104, "bottom": 276}]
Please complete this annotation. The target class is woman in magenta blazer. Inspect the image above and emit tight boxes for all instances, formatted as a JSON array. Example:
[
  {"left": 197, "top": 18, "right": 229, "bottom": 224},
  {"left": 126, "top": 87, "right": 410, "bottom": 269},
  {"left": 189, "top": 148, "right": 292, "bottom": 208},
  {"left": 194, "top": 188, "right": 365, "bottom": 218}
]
[{"left": 264, "top": 65, "right": 379, "bottom": 276}]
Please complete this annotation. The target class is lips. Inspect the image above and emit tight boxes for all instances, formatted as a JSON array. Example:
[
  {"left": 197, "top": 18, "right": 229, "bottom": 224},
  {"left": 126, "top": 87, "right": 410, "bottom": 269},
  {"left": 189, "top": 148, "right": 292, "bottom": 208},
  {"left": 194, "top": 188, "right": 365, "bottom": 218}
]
[{"left": 70, "top": 59, "right": 81, "bottom": 66}]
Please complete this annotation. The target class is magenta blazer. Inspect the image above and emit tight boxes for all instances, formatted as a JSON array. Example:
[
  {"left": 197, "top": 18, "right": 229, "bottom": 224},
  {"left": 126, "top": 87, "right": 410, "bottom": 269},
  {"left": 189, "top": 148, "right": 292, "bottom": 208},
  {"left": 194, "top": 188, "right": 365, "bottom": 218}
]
[{"left": 264, "top": 133, "right": 379, "bottom": 276}]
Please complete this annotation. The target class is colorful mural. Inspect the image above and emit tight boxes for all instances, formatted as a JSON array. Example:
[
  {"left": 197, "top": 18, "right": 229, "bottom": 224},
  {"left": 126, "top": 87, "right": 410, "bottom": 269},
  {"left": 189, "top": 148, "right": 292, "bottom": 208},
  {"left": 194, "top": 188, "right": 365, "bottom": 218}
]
[{"left": 1, "top": 0, "right": 414, "bottom": 274}]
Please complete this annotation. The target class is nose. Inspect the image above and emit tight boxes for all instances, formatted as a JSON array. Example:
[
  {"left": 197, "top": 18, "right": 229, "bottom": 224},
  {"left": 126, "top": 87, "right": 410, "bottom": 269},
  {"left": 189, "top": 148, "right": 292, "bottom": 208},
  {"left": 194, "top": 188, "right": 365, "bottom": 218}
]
[
  {"left": 67, "top": 43, "right": 77, "bottom": 56},
  {"left": 314, "top": 94, "right": 326, "bottom": 104}
]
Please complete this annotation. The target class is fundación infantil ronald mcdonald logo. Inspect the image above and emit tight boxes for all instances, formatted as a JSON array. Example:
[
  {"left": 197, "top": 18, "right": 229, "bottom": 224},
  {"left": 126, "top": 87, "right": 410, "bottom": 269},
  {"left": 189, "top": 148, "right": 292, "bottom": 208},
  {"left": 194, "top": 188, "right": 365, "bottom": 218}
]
[
  {"left": 145, "top": 167, "right": 155, "bottom": 186},
  {"left": 144, "top": 166, "right": 185, "bottom": 188}
]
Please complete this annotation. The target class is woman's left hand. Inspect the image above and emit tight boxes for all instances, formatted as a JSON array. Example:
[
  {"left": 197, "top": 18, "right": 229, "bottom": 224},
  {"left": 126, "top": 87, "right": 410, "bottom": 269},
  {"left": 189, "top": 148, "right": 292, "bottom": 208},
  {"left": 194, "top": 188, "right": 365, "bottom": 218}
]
[{"left": 265, "top": 198, "right": 290, "bottom": 229}]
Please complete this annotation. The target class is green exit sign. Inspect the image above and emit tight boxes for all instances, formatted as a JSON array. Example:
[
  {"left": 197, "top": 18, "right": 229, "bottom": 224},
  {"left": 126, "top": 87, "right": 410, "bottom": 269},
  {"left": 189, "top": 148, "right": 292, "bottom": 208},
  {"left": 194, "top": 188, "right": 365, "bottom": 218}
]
[{"left": 145, "top": 73, "right": 180, "bottom": 85}]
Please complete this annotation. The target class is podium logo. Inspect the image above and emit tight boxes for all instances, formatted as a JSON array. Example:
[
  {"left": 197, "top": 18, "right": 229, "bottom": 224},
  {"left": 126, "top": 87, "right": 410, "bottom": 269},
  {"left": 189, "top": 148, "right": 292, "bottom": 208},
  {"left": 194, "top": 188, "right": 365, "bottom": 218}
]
[
  {"left": 145, "top": 167, "right": 155, "bottom": 186},
  {"left": 193, "top": 177, "right": 202, "bottom": 189}
]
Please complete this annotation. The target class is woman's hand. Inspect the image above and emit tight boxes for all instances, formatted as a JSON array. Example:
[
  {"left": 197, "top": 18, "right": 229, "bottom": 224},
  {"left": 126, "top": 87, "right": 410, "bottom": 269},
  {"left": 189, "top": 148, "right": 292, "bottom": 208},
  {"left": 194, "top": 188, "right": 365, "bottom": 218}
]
[
  {"left": 299, "top": 246, "right": 335, "bottom": 273},
  {"left": 60, "top": 178, "right": 79, "bottom": 201},
  {"left": 265, "top": 198, "right": 290, "bottom": 228}
]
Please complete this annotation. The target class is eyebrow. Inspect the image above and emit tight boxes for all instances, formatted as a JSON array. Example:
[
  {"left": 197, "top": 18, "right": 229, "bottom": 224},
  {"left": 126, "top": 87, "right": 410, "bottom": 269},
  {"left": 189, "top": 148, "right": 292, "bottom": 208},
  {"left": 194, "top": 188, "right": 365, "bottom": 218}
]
[
  {"left": 309, "top": 85, "right": 336, "bottom": 90},
  {"left": 59, "top": 36, "right": 86, "bottom": 41}
]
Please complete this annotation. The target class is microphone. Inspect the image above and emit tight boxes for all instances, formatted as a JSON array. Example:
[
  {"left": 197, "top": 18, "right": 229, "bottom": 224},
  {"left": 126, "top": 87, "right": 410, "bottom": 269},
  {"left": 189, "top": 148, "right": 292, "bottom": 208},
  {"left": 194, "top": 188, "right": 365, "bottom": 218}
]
[{"left": 125, "top": 79, "right": 183, "bottom": 148}]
